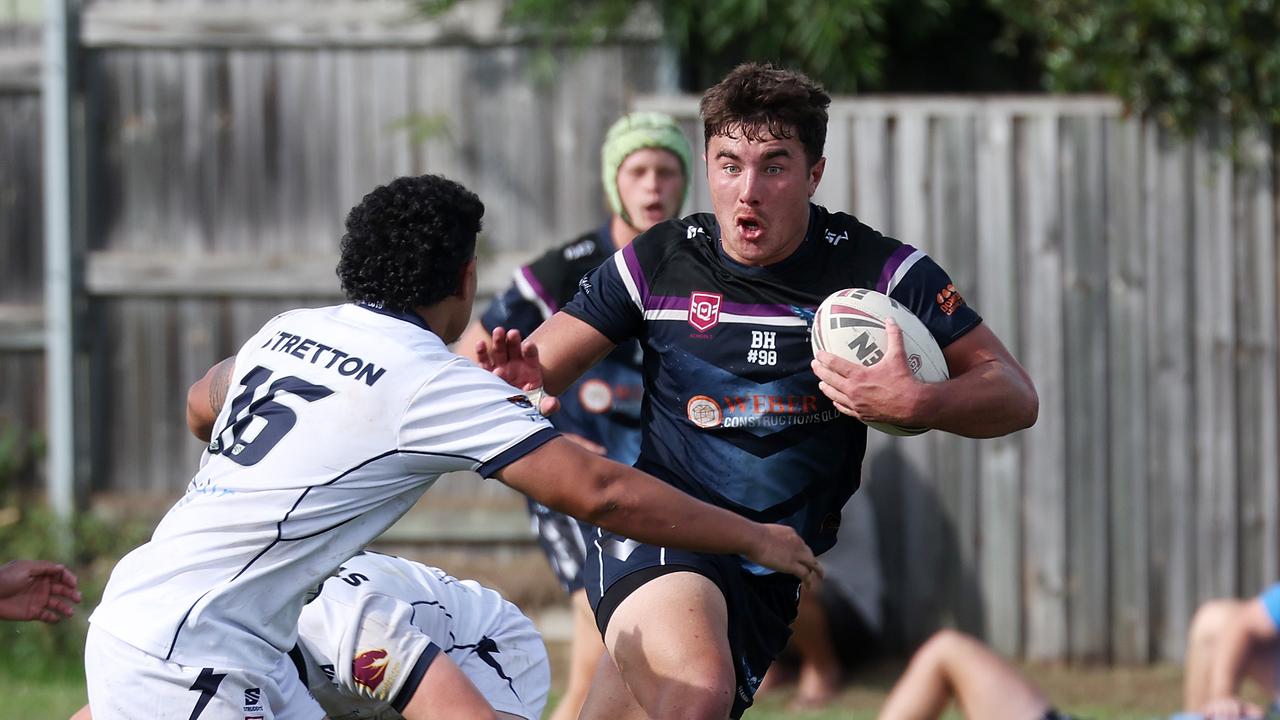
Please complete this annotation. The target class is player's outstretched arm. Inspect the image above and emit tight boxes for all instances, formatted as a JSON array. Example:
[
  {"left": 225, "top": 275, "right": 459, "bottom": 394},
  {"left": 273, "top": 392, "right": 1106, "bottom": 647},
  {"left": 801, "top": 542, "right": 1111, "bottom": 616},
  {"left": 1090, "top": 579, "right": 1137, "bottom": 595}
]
[
  {"left": 814, "top": 321, "right": 1037, "bottom": 438},
  {"left": 477, "top": 313, "right": 614, "bottom": 397},
  {"left": 186, "top": 356, "right": 235, "bottom": 442},
  {"left": 0, "top": 559, "right": 81, "bottom": 623},
  {"left": 497, "top": 437, "right": 822, "bottom": 582}
]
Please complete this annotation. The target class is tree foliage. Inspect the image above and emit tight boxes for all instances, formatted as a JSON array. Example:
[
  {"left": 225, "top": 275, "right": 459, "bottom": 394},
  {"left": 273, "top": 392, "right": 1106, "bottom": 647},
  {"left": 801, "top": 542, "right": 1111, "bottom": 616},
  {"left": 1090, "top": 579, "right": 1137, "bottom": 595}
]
[
  {"left": 420, "top": 0, "right": 1280, "bottom": 134},
  {"left": 993, "top": 0, "right": 1280, "bottom": 134}
]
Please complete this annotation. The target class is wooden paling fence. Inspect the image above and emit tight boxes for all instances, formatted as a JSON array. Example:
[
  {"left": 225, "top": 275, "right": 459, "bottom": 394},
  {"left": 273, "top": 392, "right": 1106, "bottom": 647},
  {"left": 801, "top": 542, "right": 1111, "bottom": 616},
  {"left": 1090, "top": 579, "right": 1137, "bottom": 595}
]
[
  {"left": 3, "top": 2, "right": 1278, "bottom": 661},
  {"left": 0, "top": 0, "right": 673, "bottom": 503}
]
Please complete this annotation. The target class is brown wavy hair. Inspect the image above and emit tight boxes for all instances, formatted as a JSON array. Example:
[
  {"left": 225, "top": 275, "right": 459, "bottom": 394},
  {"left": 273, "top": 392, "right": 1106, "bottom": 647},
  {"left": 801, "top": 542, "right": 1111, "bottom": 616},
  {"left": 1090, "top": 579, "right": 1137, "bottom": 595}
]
[{"left": 700, "top": 63, "right": 831, "bottom": 168}]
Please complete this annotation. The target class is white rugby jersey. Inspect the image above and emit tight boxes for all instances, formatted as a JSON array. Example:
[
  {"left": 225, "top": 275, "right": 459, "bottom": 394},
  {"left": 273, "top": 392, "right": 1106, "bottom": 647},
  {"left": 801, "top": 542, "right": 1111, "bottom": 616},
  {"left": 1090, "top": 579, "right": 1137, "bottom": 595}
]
[
  {"left": 91, "top": 304, "right": 557, "bottom": 671},
  {"left": 295, "top": 552, "right": 548, "bottom": 719}
]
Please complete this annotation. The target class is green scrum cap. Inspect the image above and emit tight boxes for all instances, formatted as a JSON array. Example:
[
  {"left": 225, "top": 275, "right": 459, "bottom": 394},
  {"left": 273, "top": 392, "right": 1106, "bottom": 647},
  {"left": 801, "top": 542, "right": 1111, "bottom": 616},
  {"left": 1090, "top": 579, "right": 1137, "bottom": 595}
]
[{"left": 601, "top": 111, "right": 692, "bottom": 226}]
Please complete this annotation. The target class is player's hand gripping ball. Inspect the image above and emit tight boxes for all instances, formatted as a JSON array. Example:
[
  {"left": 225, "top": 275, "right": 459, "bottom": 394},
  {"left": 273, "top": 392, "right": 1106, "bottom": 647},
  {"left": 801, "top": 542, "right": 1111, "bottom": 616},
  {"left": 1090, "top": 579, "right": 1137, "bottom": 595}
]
[{"left": 811, "top": 288, "right": 948, "bottom": 436}]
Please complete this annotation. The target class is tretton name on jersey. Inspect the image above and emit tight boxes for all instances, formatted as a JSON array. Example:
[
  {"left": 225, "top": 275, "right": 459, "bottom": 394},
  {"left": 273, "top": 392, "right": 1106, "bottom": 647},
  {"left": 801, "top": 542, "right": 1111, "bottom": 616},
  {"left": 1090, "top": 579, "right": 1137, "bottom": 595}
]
[{"left": 260, "top": 330, "right": 387, "bottom": 387}]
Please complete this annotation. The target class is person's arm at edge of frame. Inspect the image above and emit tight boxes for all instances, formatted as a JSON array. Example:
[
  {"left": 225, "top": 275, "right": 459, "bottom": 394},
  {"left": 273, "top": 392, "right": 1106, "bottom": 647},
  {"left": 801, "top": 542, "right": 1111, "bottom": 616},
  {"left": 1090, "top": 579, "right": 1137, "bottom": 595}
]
[
  {"left": 186, "top": 356, "right": 235, "bottom": 442},
  {"left": 495, "top": 436, "right": 822, "bottom": 583},
  {"left": 1202, "top": 598, "right": 1278, "bottom": 716},
  {"left": 814, "top": 321, "right": 1038, "bottom": 439},
  {"left": 475, "top": 313, "right": 614, "bottom": 397}
]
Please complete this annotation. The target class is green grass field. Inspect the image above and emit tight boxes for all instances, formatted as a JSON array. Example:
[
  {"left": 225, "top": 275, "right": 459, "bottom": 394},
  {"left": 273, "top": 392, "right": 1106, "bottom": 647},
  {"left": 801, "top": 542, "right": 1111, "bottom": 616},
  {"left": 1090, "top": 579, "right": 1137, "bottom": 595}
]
[
  {"left": 0, "top": 649, "right": 1189, "bottom": 720},
  {"left": 0, "top": 674, "right": 87, "bottom": 720}
]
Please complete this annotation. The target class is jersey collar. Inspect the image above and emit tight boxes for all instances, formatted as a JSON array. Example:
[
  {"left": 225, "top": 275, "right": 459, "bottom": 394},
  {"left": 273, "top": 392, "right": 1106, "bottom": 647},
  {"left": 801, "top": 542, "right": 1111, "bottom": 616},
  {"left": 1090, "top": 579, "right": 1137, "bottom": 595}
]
[{"left": 355, "top": 302, "right": 435, "bottom": 335}]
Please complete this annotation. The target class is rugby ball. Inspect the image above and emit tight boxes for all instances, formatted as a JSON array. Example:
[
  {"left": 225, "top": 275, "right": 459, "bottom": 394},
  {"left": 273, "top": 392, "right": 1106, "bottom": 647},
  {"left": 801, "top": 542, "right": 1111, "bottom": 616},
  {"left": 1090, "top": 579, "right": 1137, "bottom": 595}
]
[{"left": 811, "top": 288, "right": 948, "bottom": 436}]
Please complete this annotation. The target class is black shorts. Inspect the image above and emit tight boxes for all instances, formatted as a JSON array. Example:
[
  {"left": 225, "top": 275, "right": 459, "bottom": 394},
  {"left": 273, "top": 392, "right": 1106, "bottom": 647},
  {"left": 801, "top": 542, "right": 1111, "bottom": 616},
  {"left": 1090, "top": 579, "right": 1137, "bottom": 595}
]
[
  {"left": 526, "top": 498, "right": 591, "bottom": 594},
  {"left": 582, "top": 527, "right": 801, "bottom": 719}
]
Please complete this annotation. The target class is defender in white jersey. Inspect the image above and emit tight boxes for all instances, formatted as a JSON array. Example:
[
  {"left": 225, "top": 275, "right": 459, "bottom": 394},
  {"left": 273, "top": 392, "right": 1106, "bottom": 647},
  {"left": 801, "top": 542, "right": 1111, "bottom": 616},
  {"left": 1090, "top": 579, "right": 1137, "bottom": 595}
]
[
  {"left": 296, "top": 551, "right": 549, "bottom": 720},
  {"left": 85, "top": 174, "right": 820, "bottom": 720}
]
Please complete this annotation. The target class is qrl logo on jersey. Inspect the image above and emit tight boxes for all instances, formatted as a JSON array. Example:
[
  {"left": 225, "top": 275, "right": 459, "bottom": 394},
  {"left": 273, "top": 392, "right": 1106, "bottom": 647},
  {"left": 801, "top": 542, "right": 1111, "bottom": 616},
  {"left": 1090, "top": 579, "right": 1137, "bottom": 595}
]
[{"left": 688, "top": 292, "right": 723, "bottom": 332}]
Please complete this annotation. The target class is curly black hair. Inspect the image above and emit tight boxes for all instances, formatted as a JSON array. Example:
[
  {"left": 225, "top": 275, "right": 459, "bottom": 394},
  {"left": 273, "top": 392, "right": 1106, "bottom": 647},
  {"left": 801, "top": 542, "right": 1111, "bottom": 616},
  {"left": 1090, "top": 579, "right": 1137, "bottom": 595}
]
[{"left": 337, "top": 174, "right": 484, "bottom": 310}]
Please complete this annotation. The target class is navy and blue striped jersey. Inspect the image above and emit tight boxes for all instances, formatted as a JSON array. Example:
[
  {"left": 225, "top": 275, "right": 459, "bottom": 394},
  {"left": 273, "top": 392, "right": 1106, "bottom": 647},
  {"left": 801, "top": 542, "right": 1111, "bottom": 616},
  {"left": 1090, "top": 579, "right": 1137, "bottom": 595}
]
[
  {"left": 481, "top": 224, "right": 643, "bottom": 465},
  {"left": 563, "top": 204, "right": 981, "bottom": 566}
]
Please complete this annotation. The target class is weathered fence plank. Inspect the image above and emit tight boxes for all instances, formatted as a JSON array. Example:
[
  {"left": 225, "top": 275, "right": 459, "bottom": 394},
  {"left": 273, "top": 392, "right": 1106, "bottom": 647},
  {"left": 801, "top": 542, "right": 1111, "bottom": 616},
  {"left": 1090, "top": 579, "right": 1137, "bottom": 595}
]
[
  {"left": 1149, "top": 131, "right": 1196, "bottom": 659},
  {"left": 1061, "top": 114, "right": 1110, "bottom": 662},
  {"left": 1106, "top": 117, "right": 1151, "bottom": 663},
  {"left": 1020, "top": 114, "right": 1068, "bottom": 661},
  {"left": 1234, "top": 134, "right": 1278, "bottom": 596},
  {"left": 1192, "top": 134, "right": 1239, "bottom": 606}
]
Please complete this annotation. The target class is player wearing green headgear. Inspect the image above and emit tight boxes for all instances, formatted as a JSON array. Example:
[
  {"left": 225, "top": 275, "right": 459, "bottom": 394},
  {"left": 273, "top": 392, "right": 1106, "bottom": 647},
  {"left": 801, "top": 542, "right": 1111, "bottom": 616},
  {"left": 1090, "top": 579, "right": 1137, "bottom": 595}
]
[
  {"left": 601, "top": 111, "right": 693, "bottom": 230},
  {"left": 456, "top": 110, "right": 691, "bottom": 720}
]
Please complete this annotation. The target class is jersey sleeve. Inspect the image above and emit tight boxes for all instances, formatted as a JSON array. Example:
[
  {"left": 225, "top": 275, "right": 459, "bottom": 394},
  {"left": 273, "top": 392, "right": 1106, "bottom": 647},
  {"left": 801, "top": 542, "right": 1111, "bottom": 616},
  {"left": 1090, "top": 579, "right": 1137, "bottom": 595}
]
[
  {"left": 306, "top": 590, "right": 441, "bottom": 712},
  {"left": 561, "top": 238, "right": 651, "bottom": 345},
  {"left": 398, "top": 360, "right": 559, "bottom": 477},
  {"left": 1259, "top": 583, "right": 1280, "bottom": 630},
  {"left": 480, "top": 267, "right": 554, "bottom": 338},
  {"left": 881, "top": 248, "right": 982, "bottom": 348}
]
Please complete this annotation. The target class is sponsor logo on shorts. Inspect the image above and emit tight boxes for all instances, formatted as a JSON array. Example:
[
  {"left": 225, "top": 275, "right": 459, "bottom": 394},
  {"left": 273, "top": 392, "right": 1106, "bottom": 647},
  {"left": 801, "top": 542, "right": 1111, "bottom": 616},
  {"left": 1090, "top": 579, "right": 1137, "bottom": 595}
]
[
  {"left": 936, "top": 283, "right": 964, "bottom": 315},
  {"left": 353, "top": 649, "right": 390, "bottom": 692},
  {"left": 506, "top": 394, "right": 534, "bottom": 409},
  {"left": 243, "top": 686, "right": 264, "bottom": 714},
  {"left": 686, "top": 395, "right": 723, "bottom": 428},
  {"left": 688, "top": 291, "right": 723, "bottom": 332}
]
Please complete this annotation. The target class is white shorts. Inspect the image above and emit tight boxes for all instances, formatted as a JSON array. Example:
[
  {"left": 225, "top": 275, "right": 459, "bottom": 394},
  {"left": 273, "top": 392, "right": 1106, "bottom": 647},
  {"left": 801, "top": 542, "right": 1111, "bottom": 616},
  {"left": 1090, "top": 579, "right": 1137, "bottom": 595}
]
[
  {"left": 85, "top": 625, "right": 324, "bottom": 720},
  {"left": 448, "top": 609, "right": 550, "bottom": 720}
]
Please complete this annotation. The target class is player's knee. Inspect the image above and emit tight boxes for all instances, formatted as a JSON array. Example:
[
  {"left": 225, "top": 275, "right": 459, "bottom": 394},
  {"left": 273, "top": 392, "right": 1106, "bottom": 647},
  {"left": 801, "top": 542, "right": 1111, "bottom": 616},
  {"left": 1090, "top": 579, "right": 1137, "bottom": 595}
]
[
  {"left": 1189, "top": 599, "right": 1242, "bottom": 649},
  {"left": 919, "top": 628, "right": 968, "bottom": 661}
]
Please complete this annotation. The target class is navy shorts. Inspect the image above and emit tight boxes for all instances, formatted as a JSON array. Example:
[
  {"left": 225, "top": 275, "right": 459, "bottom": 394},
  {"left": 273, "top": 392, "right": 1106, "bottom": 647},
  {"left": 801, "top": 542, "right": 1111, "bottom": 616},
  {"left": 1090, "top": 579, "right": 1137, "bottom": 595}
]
[
  {"left": 527, "top": 498, "right": 591, "bottom": 594},
  {"left": 581, "top": 526, "right": 801, "bottom": 718}
]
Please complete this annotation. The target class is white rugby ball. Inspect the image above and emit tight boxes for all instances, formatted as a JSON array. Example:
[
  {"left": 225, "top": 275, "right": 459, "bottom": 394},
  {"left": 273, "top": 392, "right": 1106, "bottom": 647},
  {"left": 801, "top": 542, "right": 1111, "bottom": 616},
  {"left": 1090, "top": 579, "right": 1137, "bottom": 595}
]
[{"left": 811, "top": 288, "right": 949, "bottom": 436}]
